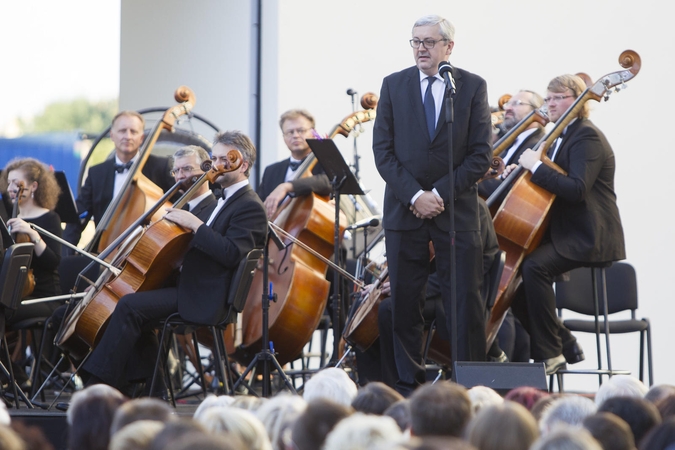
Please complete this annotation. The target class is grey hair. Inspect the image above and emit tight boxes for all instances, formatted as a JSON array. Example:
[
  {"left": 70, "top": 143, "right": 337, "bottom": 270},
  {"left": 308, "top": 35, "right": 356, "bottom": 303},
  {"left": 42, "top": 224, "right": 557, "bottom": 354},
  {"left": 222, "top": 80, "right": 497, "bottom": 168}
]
[
  {"left": 173, "top": 145, "right": 211, "bottom": 165},
  {"left": 413, "top": 15, "right": 455, "bottom": 41}
]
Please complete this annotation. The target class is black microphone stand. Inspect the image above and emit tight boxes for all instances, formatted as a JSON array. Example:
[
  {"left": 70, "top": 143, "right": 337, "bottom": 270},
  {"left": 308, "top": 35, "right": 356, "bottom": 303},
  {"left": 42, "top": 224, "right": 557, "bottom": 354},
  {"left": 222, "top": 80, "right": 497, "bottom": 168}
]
[
  {"left": 233, "top": 224, "right": 297, "bottom": 397},
  {"left": 441, "top": 64, "right": 460, "bottom": 381}
]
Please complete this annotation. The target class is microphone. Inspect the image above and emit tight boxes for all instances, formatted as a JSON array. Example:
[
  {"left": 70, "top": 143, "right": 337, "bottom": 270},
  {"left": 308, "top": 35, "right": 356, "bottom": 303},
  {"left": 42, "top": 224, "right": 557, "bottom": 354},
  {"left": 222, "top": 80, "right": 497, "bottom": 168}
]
[
  {"left": 346, "top": 216, "right": 380, "bottom": 231},
  {"left": 346, "top": 88, "right": 358, "bottom": 96},
  {"left": 438, "top": 61, "right": 456, "bottom": 94}
]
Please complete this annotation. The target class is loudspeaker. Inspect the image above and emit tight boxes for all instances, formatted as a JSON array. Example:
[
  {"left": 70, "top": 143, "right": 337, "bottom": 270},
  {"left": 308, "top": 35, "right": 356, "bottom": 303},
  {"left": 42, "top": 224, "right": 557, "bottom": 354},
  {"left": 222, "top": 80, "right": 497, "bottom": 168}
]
[{"left": 453, "top": 361, "right": 548, "bottom": 393}]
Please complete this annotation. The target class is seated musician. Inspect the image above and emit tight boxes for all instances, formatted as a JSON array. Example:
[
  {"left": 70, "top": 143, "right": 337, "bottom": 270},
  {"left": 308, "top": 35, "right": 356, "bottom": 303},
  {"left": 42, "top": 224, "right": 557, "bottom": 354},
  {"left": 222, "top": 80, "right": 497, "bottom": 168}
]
[
  {"left": 76, "top": 131, "right": 267, "bottom": 396},
  {"left": 504, "top": 74, "right": 625, "bottom": 375},
  {"left": 256, "top": 109, "right": 331, "bottom": 218},
  {"left": 63, "top": 110, "right": 175, "bottom": 251},
  {"left": 0, "top": 157, "right": 63, "bottom": 387},
  {"left": 478, "top": 90, "right": 546, "bottom": 200}
]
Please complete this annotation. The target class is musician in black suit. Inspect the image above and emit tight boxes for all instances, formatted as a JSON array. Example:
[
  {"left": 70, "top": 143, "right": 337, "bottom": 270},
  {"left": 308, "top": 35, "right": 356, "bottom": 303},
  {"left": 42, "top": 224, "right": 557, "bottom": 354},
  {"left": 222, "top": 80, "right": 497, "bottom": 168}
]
[
  {"left": 81, "top": 130, "right": 267, "bottom": 393},
  {"left": 257, "top": 109, "right": 330, "bottom": 217},
  {"left": 507, "top": 74, "right": 626, "bottom": 375},
  {"left": 372, "top": 15, "right": 492, "bottom": 395},
  {"left": 63, "top": 110, "right": 175, "bottom": 249},
  {"left": 478, "top": 90, "right": 546, "bottom": 200}
]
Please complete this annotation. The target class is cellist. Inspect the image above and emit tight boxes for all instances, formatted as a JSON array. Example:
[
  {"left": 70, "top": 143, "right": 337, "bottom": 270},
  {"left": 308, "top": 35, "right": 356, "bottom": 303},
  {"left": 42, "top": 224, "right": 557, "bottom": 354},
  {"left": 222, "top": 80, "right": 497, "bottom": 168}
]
[
  {"left": 257, "top": 109, "right": 331, "bottom": 218},
  {"left": 63, "top": 111, "right": 175, "bottom": 251},
  {"left": 502, "top": 74, "right": 626, "bottom": 375},
  {"left": 80, "top": 131, "right": 267, "bottom": 395}
]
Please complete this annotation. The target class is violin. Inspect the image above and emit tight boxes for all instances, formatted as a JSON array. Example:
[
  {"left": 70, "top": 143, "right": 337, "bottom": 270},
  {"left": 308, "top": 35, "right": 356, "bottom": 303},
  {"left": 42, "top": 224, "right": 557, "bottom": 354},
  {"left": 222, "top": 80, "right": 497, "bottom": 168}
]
[{"left": 10, "top": 182, "right": 36, "bottom": 298}]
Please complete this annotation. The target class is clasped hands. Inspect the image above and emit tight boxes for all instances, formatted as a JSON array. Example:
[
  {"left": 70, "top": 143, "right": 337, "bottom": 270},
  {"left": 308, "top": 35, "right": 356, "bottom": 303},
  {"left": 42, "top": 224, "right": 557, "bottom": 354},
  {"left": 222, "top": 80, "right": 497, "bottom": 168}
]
[{"left": 410, "top": 191, "right": 444, "bottom": 220}]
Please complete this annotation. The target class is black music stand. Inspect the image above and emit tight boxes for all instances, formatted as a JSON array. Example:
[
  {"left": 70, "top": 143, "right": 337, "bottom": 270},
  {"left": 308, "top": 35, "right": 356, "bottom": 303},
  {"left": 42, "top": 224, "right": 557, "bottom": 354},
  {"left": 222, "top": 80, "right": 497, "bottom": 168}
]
[
  {"left": 306, "top": 138, "right": 363, "bottom": 365},
  {"left": 53, "top": 171, "right": 79, "bottom": 224},
  {"left": 233, "top": 224, "right": 297, "bottom": 397}
]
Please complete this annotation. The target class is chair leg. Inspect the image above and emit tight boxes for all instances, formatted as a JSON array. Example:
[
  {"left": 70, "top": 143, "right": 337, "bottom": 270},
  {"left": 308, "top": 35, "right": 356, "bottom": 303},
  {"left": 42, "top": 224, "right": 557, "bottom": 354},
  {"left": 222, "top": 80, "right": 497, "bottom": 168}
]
[
  {"left": 149, "top": 320, "right": 174, "bottom": 404},
  {"left": 645, "top": 320, "right": 654, "bottom": 386},
  {"left": 597, "top": 268, "right": 613, "bottom": 377}
]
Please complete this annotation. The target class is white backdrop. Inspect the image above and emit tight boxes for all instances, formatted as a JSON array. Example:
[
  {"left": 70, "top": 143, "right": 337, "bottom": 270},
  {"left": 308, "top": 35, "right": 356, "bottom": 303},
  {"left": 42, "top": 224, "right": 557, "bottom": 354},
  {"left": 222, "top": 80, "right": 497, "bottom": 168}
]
[{"left": 121, "top": 0, "right": 671, "bottom": 393}]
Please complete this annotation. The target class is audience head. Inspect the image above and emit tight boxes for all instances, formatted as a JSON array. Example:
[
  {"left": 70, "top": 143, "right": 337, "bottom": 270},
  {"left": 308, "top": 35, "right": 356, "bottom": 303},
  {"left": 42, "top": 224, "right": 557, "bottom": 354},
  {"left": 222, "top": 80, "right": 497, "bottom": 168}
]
[
  {"left": 409, "top": 381, "right": 472, "bottom": 438},
  {"left": 303, "top": 368, "right": 358, "bottom": 407},
  {"left": 108, "top": 420, "right": 163, "bottom": 450},
  {"left": 657, "top": 394, "right": 675, "bottom": 420},
  {"left": 0, "top": 402, "right": 9, "bottom": 426},
  {"left": 466, "top": 401, "right": 538, "bottom": 450},
  {"left": 351, "top": 381, "right": 404, "bottom": 415},
  {"left": 254, "top": 393, "right": 307, "bottom": 450},
  {"left": 638, "top": 416, "right": 675, "bottom": 450},
  {"left": 582, "top": 412, "right": 635, "bottom": 450},
  {"left": 289, "top": 398, "right": 353, "bottom": 450},
  {"left": 539, "top": 395, "right": 597, "bottom": 435},
  {"left": 323, "top": 412, "right": 402, "bottom": 450},
  {"left": 109, "top": 397, "right": 175, "bottom": 436},
  {"left": 531, "top": 427, "right": 602, "bottom": 450},
  {"left": 395, "top": 436, "right": 478, "bottom": 450},
  {"left": 598, "top": 395, "right": 661, "bottom": 444},
  {"left": 163, "top": 433, "right": 243, "bottom": 450},
  {"left": 505, "top": 386, "right": 550, "bottom": 411},
  {"left": 193, "top": 394, "right": 236, "bottom": 421},
  {"left": 0, "top": 425, "right": 26, "bottom": 450},
  {"left": 467, "top": 385, "right": 504, "bottom": 415},
  {"left": 147, "top": 418, "right": 208, "bottom": 450},
  {"left": 531, "top": 393, "right": 564, "bottom": 422},
  {"left": 67, "top": 383, "right": 127, "bottom": 426},
  {"left": 231, "top": 395, "right": 267, "bottom": 412},
  {"left": 384, "top": 399, "right": 412, "bottom": 432},
  {"left": 67, "top": 393, "right": 127, "bottom": 450},
  {"left": 594, "top": 375, "right": 648, "bottom": 407},
  {"left": 10, "top": 421, "right": 53, "bottom": 450},
  {"left": 195, "top": 406, "right": 272, "bottom": 450},
  {"left": 646, "top": 384, "right": 675, "bottom": 405}
]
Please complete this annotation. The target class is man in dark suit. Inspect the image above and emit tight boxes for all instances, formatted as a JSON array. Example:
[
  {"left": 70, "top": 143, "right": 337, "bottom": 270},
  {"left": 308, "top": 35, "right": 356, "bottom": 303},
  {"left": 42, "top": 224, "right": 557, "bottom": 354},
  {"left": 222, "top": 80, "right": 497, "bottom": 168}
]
[
  {"left": 81, "top": 130, "right": 267, "bottom": 392},
  {"left": 372, "top": 14, "right": 492, "bottom": 395},
  {"left": 63, "top": 110, "right": 175, "bottom": 249},
  {"left": 478, "top": 89, "right": 546, "bottom": 200},
  {"left": 508, "top": 74, "right": 626, "bottom": 375},
  {"left": 257, "top": 109, "right": 330, "bottom": 218}
]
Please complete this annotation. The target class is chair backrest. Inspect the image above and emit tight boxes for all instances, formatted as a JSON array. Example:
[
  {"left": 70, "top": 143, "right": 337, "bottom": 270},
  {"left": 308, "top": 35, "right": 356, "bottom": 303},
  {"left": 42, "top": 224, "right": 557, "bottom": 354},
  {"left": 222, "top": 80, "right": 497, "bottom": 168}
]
[
  {"left": 0, "top": 242, "right": 34, "bottom": 310},
  {"left": 227, "top": 248, "right": 263, "bottom": 314},
  {"left": 485, "top": 250, "right": 506, "bottom": 309},
  {"left": 555, "top": 261, "right": 638, "bottom": 316}
]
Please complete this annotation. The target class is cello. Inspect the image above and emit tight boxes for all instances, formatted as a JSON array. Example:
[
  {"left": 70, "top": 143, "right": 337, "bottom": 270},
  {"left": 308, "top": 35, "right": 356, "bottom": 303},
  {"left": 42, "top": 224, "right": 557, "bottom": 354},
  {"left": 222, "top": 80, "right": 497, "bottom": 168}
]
[
  {"left": 57, "top": 151, "right": 242, "bottom": 359},
  {"left": 85, "top": 86, "right": 197, "bottom": 254},
  {"left": 484, "top": 50, "right": 641, "bottom": 345},
  {"left": 229, "top": 94, "right": 378, "bottom": 366}
]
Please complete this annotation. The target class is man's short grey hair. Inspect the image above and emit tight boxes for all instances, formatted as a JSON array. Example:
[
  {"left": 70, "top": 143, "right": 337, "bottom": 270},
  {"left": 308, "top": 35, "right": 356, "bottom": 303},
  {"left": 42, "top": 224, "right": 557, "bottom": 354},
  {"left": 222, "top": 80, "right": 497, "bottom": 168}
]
[
  {"left": 594, "top": 375, "right": 648, "bottom": 407},
  {"left": 413, "top": 15, "right": 455, "bottom": 41},
  {"left": 173, "top": 145, "right": 211, "bottom": 165},
  {"left": 540, "top": 395, "right": 597, "bottom": 435}
]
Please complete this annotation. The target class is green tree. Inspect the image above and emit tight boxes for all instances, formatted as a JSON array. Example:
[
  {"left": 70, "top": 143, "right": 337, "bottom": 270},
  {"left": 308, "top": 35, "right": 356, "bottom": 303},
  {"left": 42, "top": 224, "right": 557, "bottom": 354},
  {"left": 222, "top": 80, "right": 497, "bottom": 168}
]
[{"left": 18, "top": 98, "right": 118, "bottom": 135}]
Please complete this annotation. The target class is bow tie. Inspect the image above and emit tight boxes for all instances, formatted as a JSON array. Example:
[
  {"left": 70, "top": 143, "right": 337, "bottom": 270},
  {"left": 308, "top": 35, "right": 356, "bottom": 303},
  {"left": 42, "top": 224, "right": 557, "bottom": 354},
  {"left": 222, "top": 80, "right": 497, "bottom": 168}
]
[
  {"left": 215, "top": 189, "right": 227, "bottom": 201},
  {"left": 114, "top": 161, "right": 133, "bottom": 174},
  {"left": 288, "top": 159, "right": 305, "bottom": 171}
]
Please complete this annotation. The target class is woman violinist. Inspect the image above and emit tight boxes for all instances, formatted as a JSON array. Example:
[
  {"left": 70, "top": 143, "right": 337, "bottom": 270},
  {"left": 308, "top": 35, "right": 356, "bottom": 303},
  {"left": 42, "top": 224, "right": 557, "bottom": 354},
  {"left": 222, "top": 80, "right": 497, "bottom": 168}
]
[
  {"left": 0, "top": 157, "right": 62, "bottom": 387},
  {"left": 1, "top": 157, "right": 63, "bottom": 308}
]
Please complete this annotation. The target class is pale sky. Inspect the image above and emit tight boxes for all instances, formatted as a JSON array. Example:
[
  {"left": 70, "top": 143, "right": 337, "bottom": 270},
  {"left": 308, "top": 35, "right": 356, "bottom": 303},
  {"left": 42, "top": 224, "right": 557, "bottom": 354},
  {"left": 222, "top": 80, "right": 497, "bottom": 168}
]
[{"left": 0, "top": 0, "right": 120, "bottom": 133}]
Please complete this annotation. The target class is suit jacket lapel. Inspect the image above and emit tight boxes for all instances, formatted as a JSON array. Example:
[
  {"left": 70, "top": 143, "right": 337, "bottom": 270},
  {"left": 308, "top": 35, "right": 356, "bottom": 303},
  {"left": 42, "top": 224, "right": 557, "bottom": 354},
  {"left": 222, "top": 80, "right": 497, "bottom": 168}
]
[
  {"left": 407, "top": 69, "right": 429, "bottom": 142},
  {"left": 210, "top": 185, "right": 251, "bottom": 225}
]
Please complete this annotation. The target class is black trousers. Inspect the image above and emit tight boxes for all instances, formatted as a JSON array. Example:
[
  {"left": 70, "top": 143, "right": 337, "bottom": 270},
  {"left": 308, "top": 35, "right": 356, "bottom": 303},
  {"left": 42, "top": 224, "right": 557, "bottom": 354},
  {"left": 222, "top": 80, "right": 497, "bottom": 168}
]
[
  {"left": 384, "top": 222, "right": 484, "bottom": 395},
  {"left": 510, "top": 241, "right": 584, "bottom": 361},
  {"left": 83, "top": 288, "right": 178, "bottom": 390}
]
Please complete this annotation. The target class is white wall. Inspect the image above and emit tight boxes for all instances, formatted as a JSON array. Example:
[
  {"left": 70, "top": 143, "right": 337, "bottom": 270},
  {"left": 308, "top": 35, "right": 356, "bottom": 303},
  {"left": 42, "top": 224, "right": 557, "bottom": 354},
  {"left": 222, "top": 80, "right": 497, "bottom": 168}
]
[{"left": 121, "top": 0, "right": 673, "bottom": 392}]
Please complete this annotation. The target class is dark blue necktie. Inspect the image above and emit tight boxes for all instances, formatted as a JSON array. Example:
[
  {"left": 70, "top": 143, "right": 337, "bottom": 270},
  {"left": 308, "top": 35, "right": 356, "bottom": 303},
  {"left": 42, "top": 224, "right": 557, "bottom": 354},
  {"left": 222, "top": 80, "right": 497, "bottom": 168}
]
[{"left": 424, "top": 76, "right": 437, "bottom": 139}]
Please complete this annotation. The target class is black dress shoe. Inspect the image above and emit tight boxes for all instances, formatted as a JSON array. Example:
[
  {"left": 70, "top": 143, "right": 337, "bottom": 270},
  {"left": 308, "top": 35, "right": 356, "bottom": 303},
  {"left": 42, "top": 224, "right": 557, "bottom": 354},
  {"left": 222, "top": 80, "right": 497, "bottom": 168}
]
[{"left": 562, "top": 341, "right": 585, "bottom": 364}]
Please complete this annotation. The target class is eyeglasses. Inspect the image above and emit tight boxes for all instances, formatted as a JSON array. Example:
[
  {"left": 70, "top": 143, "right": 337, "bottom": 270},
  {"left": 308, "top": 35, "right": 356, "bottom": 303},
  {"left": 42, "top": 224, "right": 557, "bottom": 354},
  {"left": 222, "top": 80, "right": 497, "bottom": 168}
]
[
  {"left": 283, "top": 128, "right": 309, "bottom": 137},
  {"left": 409, "top": 38, "right": 448, "bottom": 49},
  {"left": 503, "top": 100, "right": 535, "bottom": 108},
  {"left": 170, "top": 166, "right": 195, "bottom": 176},
  {"left": 543, "top": 95, "right": 574, "bottom": 104}
]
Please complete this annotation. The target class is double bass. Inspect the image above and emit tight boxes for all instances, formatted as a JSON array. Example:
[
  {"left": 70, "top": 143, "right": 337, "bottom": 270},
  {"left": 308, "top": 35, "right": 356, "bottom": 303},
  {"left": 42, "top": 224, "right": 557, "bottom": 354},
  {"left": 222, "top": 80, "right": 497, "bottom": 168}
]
[
  {"left": 85, "top": 86, "right": 196, "bottom": 254},
  {"left": 229, "top": 94, "right": 378, "bottom": 366},
  {"left": 485, "top": 50, "right": 641, "bottom": 345},
  {"left": 57, "top": 150, "right": 242, "bottom": 359}
]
